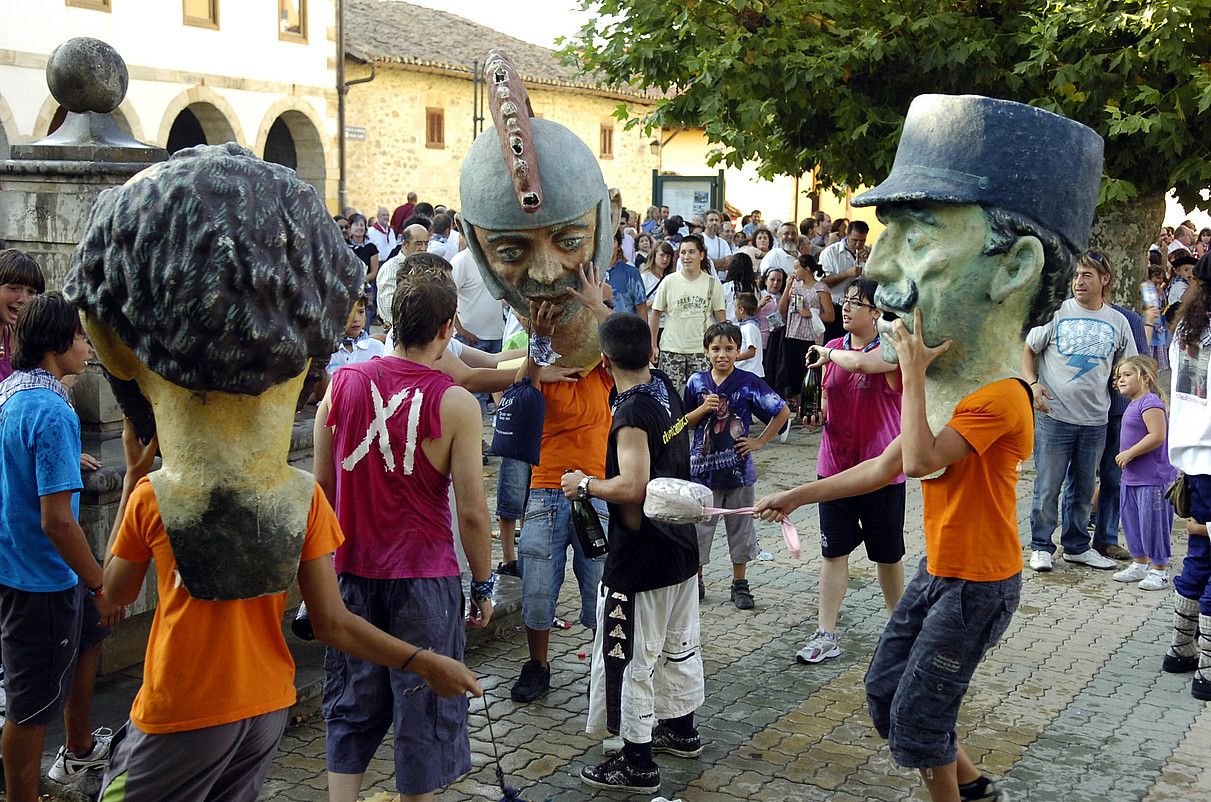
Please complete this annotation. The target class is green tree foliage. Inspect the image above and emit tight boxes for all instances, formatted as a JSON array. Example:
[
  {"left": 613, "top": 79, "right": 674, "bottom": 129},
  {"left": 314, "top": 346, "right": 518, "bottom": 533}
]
[{"left": 566, "top": 1, "right": 1211, "bottom": 210}]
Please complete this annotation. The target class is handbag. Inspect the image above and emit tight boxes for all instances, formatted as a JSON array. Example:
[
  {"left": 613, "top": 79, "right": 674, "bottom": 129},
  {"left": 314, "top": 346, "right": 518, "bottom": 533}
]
[{"left": 1166, "top": 472, "right": 1191, "bottom": 518}]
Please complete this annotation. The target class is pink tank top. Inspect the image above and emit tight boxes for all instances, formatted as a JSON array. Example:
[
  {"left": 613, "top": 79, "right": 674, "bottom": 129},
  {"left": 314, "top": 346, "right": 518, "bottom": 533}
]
[
  {"left": 327, "top": 356, "right": 458, "bottom": 578},
  {"left": 817, "top": 336, "right": 905, "bottom": 482}
]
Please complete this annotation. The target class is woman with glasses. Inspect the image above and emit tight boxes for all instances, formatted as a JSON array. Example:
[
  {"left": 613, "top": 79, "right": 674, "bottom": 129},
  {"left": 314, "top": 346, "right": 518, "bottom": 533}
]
[{"left": 795, "top": 278, "right": 905, "bottom": 665}]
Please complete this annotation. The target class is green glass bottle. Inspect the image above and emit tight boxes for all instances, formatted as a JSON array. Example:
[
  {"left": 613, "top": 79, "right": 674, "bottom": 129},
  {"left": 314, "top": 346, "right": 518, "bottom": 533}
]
[{"left": 571, "top": 499, "right": 609, "bottom": 558}]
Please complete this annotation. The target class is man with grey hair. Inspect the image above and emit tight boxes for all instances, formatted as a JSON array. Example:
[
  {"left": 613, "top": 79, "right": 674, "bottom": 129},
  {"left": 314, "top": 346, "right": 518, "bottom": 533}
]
[{"left": 368, "top": 206, "right": 398, "bottom": 262}]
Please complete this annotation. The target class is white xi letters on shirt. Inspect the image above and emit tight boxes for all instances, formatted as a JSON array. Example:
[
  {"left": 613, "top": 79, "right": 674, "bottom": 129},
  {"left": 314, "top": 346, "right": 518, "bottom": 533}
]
[{"left": 341, "top": 384, "right": 424, "bottom": 474}]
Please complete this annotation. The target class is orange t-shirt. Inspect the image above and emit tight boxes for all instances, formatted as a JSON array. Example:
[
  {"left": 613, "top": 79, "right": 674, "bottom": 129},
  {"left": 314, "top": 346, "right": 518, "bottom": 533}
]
[
  {"left": 112, "top": 478, "right": 344, "bottom": 734},
  {"left": 531, "top": 365, "right": 614, "bottom": 489},
  {"left": 922, "top": 379, "right": 1033, "bottom": 582}
]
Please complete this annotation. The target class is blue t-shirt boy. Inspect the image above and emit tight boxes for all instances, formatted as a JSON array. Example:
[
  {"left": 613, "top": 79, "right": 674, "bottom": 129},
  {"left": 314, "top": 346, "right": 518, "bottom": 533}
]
[
  {"left": 0, "top": 377, "right": 83, "bottom": 592},
  {"left": 607, "top": 259, "right": 648, "bottom": 316},
  {"left": 684, "top": 368, "right": 786, "bottom": 490}
]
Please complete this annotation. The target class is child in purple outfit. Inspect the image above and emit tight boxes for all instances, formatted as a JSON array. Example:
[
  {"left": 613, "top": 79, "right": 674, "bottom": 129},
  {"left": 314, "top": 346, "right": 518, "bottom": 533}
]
[{"left": 1111, "top": 356, "right": 1177, "bottom": 590}]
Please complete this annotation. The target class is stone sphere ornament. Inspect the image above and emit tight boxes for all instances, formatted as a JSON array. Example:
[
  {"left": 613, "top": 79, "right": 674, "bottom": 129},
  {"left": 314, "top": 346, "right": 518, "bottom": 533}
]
[{"left": 46, "top": 37, "right": 128, "bottom": 114}]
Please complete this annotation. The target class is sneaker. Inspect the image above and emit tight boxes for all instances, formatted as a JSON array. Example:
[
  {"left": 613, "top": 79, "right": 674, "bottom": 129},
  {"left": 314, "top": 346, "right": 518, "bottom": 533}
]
[
  {"left": 1029, "top": 550, "right": 1053, "bottom": 572},
  {"left": 730, "top": 579, "right": 755, "bottom": 610},
  {"left": 651, "top": 721, "right": 704, "bottom": 758},
  {"left": 1062, "top": 549, "right": 1116, "bottom": 569},
  {"left": 510, "top": 660, "right": 551, "bottom": 703},
  {"left": 959, "top": 774, "right": 1009, "bottom": 801},
  {"left": 1163, "top": 652, "right": 1199, "bottom": 673},
  {"left": 48, "top": 727, "right": 114, "bottom": 784},
  {"left": 1113, "top": 562, "right": 1150, "bottom": 583},
  {"left": 796, "top": 629, "right": 842, "bottom": 664},
  {"left": 1139, "top": 570, "right": 1171, "bottom": 591},
  {"left": 1096, "top": 544, "right": 1132, "bottom": 561},
  {"left": 496, "top": 560, "right": 520, "bottom": 578},
  {"left": 580, "top": 750, "right": 660, "bottom": 793}
]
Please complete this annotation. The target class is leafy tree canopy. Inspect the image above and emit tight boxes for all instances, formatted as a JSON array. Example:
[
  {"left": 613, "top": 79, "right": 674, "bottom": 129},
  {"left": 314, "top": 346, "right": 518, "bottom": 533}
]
[{"left": 565, "top": 1, "right": 1211, "bottom": 210}]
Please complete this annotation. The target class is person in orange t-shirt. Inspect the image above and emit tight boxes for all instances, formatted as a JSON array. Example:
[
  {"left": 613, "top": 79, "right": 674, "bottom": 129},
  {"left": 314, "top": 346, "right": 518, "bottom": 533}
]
[
  {"left": 511, "top": 276, "right": 616, "bottom": 705},
  {"left": 97, "top": 423, "right": 481, "bottom": 802}
]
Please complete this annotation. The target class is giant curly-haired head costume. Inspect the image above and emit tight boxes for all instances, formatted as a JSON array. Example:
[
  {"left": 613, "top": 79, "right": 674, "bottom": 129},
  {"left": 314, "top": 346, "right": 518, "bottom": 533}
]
[{"left": 64, "top": 143, "right": 363, "bottom": 399}]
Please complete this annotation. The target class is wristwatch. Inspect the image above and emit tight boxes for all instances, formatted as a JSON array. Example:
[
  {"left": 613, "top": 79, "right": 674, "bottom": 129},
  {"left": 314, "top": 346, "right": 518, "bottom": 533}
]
[{"left": 577, "top": 475, "right": 594, "bottom": 500}]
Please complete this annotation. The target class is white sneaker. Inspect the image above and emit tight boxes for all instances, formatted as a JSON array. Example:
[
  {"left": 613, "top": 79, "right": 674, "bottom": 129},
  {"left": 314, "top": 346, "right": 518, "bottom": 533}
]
[
  {"left": 1139, "top": 570, "right": 1171, "bottom": 591},
  {"left": 1113, "top": 562, "right": 1150, "bottom": 583},
  {"left": 1062, "top": 549, "right": 1116, "bottom": 569},
  {"left": 47, "top": 727, "right": 113, "bottom": 784},
  {"left": 1029, "top": 550, "right": 1053, "bottom": 572},
  {"left": 796, "top": 629, "right": 842, "bottom": 664}
]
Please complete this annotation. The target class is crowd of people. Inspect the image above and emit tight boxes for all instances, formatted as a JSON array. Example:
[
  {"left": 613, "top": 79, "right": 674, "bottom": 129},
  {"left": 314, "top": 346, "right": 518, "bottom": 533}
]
[{"left": 0, "top": 187, "right": 1208, "bottom": 802}]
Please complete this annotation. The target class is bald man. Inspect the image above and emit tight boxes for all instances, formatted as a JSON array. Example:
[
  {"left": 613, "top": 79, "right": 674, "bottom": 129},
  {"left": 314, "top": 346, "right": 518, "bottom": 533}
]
[{"left": 378, "top": 224, "right": 433, "bottom": 326}]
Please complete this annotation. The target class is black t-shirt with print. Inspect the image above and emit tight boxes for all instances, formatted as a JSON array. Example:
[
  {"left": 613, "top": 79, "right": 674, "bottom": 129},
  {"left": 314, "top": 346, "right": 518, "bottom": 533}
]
[{"left": 602, "top": 371, "right": 700, "bottom": 595}]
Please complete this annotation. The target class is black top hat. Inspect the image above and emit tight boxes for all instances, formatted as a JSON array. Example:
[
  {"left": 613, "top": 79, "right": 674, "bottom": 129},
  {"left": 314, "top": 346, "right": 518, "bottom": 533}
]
[{"left": 854, "top": 94, "right": 1104, "bottom": 253}]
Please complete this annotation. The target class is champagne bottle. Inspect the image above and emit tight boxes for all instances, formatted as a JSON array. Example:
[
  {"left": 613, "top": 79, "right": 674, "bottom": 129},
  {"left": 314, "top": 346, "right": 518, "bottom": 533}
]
[
  {"left": 571, "top": 499, "right": 609, "bottom": 559},
  {"left": 292, "top": 602, "right": 315, "bottom": 641},
  {"left": 802, "top": 365, "right": 823, "bottom": 420}
]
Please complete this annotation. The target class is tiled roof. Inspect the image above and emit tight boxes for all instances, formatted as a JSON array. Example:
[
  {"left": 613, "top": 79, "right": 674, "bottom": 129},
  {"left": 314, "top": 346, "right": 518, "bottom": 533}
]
[{"left": 344, "top": 0, "right": 648, "bottom": 100}]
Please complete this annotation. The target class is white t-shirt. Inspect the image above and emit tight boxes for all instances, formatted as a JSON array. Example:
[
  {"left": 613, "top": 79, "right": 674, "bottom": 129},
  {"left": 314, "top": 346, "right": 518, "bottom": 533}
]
[
  {"left": 1169, "top": 328, "right": 1211, "bottom": 477},
  {"left": 326, "top": 335, "right": 385, "bottom": 374},
  {"left": 703, "top": 234, "right": 734, "bottom": 264},
  {"left": 367, "top": 225, "right": 398, "bottom": 263},
  {"left": 375, "top": 254, "right": 405, "bottom": 325},
  {"left": 736, "top": 318, "right": 763, "bottom": 377},
  {"left": 450, "top": 249, "right": 505, "bottom": 340},
  {"left": 760, "top": 248, "right": 797, "bottom": 277}
]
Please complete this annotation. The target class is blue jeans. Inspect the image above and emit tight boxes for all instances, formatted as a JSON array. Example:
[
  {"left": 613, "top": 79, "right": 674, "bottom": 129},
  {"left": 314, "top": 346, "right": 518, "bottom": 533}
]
[
  {"left": 1062, "top": 413, "right": 1121, "bottom": 549},
  {"left": 1174, "top": 475, "right": 1211, "bottom": 614},
  {"left": 1030, "top": 415, "right": 1106, "bottom": 556},
  {"left": 864, "top": 558, "right": 1019, "bottom": 768},
  {"left": 518, "top": 488, "right": 606, "bottom": 631},
  {"left": 495, "top": 457, "right": 532, "bottom": 522}
]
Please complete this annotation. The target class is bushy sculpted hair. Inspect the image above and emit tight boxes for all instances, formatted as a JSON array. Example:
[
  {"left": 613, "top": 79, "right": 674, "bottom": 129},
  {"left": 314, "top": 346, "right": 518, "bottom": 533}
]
[
  {"left": 12, "top": 292, "right": 81, "bottom": 371},
  {"left": 392, "top": 262, "right": 457, "bottom": 349},
  {"left": 599, "top": 313, "right": 651, "bottom": 371},
  {"left": 64, "top": 143, "right": 364, "bottom": 395}
]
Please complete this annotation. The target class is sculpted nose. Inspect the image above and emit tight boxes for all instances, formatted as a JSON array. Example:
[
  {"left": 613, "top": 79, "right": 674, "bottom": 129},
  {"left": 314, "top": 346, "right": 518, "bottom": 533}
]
[
  {"left": 865, "top": 239, "right": 898, "bottom": 284},
  {"left": 529, "top": 252, "right": 573, "bottom": 285}
]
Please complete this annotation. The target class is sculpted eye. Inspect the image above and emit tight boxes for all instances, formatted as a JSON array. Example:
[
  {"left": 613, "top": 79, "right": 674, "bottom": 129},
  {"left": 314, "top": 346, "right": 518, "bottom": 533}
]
[
  {"left": 559, "top": 236, "right": 586, "bottom": 251},
  {"left": 496, "top": 245, "right": 525, "bottom": 262}
]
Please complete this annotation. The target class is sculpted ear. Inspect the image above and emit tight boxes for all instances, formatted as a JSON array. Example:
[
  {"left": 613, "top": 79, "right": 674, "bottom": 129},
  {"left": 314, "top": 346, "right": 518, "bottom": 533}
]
[
  {"left": 608, "top": 188, "right": 622, "bottom": 233},
  {"left": 81, "top": 312, "right": 143, "bottom": 381},
  {"left": 989, "top": 235, "right": 1044, "bottom": 304}
]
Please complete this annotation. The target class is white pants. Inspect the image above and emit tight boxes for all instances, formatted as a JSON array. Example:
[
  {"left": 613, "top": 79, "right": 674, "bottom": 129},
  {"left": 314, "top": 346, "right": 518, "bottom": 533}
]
[{"left": 586, "top": 576, "right": 704, "bottom": 743}]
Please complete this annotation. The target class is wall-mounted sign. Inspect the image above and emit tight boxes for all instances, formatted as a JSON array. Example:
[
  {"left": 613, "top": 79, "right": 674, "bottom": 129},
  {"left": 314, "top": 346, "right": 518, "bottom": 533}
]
[{"left": 345, "top": 125, "right": 366, "bottom": 141}]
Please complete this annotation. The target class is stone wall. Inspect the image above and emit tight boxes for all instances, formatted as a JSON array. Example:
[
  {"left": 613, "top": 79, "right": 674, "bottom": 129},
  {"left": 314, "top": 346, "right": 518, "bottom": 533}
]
[{"left": 344, "top": 63, "right": 660, "bottom": 217}]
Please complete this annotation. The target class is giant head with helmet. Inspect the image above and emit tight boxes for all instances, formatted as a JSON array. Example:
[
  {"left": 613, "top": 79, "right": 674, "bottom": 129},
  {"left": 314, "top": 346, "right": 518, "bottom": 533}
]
[{"left": 458, "top": 50, "right": 620, "bottom": 368}]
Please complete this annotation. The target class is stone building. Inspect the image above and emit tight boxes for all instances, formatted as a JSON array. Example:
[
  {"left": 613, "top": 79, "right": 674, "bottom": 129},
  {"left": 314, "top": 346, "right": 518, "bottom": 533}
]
[
  {"left": 0, "top": 0, "right": 340, "bottom": 211},
  {"left": 342, "top": 0, "right": 661, "bottom": 216}
]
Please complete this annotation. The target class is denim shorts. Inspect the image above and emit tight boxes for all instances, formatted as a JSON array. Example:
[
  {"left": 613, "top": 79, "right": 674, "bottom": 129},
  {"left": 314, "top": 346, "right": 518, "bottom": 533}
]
[
  {"left": 495, "top": 456, "right": 532, "bottom": 522},
  {"left": 518, "top": 488, "right": 607, "bottom": 631},
  {"left": 864, "top": 558, "right": 1019, "bottom": 768},
  {"left": 323, "top": 574, "right": 469, "bottom": 794}
]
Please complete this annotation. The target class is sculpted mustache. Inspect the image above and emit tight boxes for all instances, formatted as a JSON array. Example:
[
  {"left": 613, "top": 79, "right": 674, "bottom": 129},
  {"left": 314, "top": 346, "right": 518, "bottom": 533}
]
[
  {"left": 508, "top": 277, "right": 582, "bottom": 301},
  {"left": 875, "top": 276, "right": 918, "bottom": 316}
]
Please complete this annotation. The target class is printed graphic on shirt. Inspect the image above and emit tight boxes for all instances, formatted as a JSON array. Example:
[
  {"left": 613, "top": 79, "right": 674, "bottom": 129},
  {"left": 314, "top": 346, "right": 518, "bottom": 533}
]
[
  {"left": 1176, "top": 344, "right": 1209, "bottom": 401},
  {"left": 1056, "top": 317, "right": 1118, "bottom": 380},
  {"left": 675, "top": 294, "right": 711, "bottom": 316},
  {"left": 341, "top": 384, "right": 423, "bottom": 474}
]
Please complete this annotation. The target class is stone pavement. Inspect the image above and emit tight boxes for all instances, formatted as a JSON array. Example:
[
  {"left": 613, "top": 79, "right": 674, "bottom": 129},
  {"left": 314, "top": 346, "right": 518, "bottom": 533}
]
[
  {"left": 25, "top": 423, "right": 1210, "bottom": 802},
  {"left": 257, "top": 424, "right": 1211, "bottom": 802}
]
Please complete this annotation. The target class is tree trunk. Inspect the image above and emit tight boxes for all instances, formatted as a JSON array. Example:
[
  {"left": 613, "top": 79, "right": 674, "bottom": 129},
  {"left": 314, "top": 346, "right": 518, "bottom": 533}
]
[{"left": 1087, "top": 189, "right": 1166, "bottom": 307}]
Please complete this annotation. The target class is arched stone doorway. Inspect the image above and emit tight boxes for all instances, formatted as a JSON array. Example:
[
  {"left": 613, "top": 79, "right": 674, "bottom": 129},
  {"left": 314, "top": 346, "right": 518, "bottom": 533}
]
[
  {"left": 166, "top": 102, "right": 237, "bottom": 153},
  {"left": 261, "top": 110, "right": 325, "bottom": 198}
]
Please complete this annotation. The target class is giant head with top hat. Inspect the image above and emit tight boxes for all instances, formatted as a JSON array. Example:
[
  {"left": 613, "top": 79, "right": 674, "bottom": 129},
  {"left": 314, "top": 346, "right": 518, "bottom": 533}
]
[{"left": 458, "top": 51, "right": 621, "bottom": 368}]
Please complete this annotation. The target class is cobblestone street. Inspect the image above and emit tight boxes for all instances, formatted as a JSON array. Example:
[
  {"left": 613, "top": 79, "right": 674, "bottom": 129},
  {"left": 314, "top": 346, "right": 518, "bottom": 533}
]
[{"left": 259, "top": 424, "right": 1211, "bottom": 802}]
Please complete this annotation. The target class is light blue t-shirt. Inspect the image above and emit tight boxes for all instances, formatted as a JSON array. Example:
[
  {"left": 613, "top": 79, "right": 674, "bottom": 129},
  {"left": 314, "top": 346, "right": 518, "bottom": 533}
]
[
  {"left": 607, "top": 260, "right": 648, "bottom": 316},
  {"left": 0, "top": 387, "right": 82, "bottom": 592}
]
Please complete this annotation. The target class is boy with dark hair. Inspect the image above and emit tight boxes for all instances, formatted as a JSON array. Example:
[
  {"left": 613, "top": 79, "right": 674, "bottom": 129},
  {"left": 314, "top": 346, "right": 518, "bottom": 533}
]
[
  {"left": 0, "top": 292, "right": 121, "bottom": 801},
  {"left": 685, "top": 322, "right": 789, "bottom": 608},
  {"left": 315, "top": 269, "right": 495, "bottom": 802},
  {"left": 734, "top": 293, "right": 764, "bottom": 377},
  {"left": 560, "top": 312, "right": 704, "bottom": 795},
  {"left": 0, "top": 249, "right": 45, "bottom": 382}
]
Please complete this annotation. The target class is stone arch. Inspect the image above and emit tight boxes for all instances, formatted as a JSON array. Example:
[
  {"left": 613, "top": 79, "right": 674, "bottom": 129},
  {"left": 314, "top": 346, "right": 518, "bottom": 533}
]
[
  {"left": 254, "top": 98, "right": 333, "bottom": 201},
  {"left": 156, "top": 87, "right": 246, "bottom": 151},
  {"left": 0, "top": 93, "right": 16, "bottom": 158}
]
